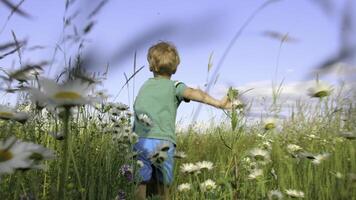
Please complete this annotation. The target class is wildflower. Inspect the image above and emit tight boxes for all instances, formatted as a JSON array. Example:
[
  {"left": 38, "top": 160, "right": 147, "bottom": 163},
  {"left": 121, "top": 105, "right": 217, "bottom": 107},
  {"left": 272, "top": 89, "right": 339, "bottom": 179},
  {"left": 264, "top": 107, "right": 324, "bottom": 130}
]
[
  {"left": 306, "top": 134, "right": 318, "bottom": 139},
  {"left": 268, "top": 190, "right": 283, "bottom": 200},
  {"left": 136, "top": 160, "right": 144, "bottom": 168},
  {"left": 285, "top": 189, "right": 304, "bottom": 198},
  {"left": 263, "top": 118, "right": 276, "bottom": 130},
  {"left": 0, "top": 137, "right": 54, "bottom": 174},
  {"left": 33, "top": 78, "right": 94, "bottom": 107},
  {"left": 19, "top": 142, "right": 55, "bottom": 170},
  {"left": 180, "top": 163, "right": 200, "bottom": 174},
  {"left": 0, "top": 137, "right": 31, "bottom": 174},
  {"left": 177, "top": 183, "right": 191, "bottom": 192},
  {"left": 0, "top": 105, "right": 29, "bottom": 123},
  {"left": 158, "top": 143, "right": 170, "bottom": 152},
  {"left": 249, "top": 148, "right": 271, "bottom": 165},
  {"left": 298, "top": 151, "right": 316, "bottom": 160},
  {"left": 308, "top": 81, "right": 332, "bottom": 98},
  {"left": 137, "top": 114, "right": 153, "bottom": 126},
  {"left": 261, "top": 141, "right": 272, "bottom": 150},
  {"left": 312, "top": 153, "right": 330, "bottom": 165},
  {"left": 232, "top": 99, "right": 244, "bottom": 110},
  {"left": 115, "top": 190, "right": 126, "bottom": 200},
  {"left": 196, "top": 161, "right": 214, "bottom": 171},
  {"left": 129, "top": 132, "right": 139, "bottom": 144},
  {"left": 150, "top": 151, "right": 167, "bottom": 165},
  {"left": 174, "top": 151, "right": 187, "bottom": 159},
  {"left": 287, "top": 144, "right": 303, "bottom": 154},
  {"left": 248, "top": 168, "right": 263, "bottom": 179},
  {"left": 200, "top": 179, "right": 217, "bottom": 192},
  {"left": 94, "top": 89, "right": 110, "bottom": 100},
  {"left": 119, "top": 164, "right": 133, "bottom": 182},
  {"left": 114, "top": 102, "right": 129, "bottom": 111}
]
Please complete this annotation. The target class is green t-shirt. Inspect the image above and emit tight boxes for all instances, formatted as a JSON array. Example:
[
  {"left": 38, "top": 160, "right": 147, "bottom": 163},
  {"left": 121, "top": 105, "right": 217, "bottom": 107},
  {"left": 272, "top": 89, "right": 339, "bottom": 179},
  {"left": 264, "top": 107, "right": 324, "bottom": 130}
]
[{"left": 133, "top": 77, "right": 189, "bottom": 144}]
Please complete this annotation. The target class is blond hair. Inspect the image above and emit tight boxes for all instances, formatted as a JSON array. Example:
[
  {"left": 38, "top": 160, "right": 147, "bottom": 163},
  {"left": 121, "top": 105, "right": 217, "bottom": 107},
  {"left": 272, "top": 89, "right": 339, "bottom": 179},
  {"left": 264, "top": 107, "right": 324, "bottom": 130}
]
[{"left": 147, "top": 41, "right": 180, "bottom": 75}]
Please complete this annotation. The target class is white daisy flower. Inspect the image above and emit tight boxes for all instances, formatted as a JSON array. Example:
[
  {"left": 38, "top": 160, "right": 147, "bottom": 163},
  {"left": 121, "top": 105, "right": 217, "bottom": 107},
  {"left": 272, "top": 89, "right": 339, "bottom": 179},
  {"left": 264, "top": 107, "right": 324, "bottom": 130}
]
[
  {"left": 268, "top": 190, "right": 283, "bottom": 200},
  {"left": 248, "top": 168, "right": 263, "bottom": 179},
  {"left": 261, "top": 141, "right": 272, "bottom": 150},
  {"left": 0, "top": 105, "right": 29, "bottom": 123},
  {"left": 21, "top": 142, "right": 55, "bottom": 170},
  {"left": 263, "top": 118, "right": 276, "bottom": 130},
  {"left": 158, "top": 143, "right": 170, "bottom": 152},
  {"left": 174, "top": 151, "right": 187, "bottom": 159},
  {"left": 232, "top": 99, "right": 245, "bottom": 110},
  {"left": 287, "top": 144, "right": 303, "bottom": 153},
  {"left": 136, "top": 160, "right": 144, "bottom": 168},
  {"left": 137, "top": 114, "right": 153, "bottom": 126},
  {"left": 285, "top": 189, "right": 304, "bottom": 198},
  {"left": 114, "top": 102, "right": 129, "bottom": 111},
  {"left": 308, "top": 81, "right": 332, "bottom": 98},
  {"left": 34, "top": 77, "right": 94, "bottom": 107},
  {"left": 26, "top": 87, "right": 49, "bottom": 109},
  {"left": 200, "top": 179, "right": 217, "bottom": 192},
  {"left": 177, "top": 183, "right": 191, "bottom": 192},
  {"left": 196, "top": 161, "right": 214, "bottom": 171},
  {"left": 249, "top": 148, "right": 271, "bottom": 165},
  {"left": 180, "top": 163, "right": 200, "bottom": 174},
  {"left": 150, "top": 151, "right": 167, "bottom": 165},
  {"left": 0, "top": 137, "right": 33, "bottom": 174},
  {"left": 129, "top": 132, "right": 139, "bottom": 144},
  {"left": 312, "top": 153, "right": 330, "bottom": 165}
]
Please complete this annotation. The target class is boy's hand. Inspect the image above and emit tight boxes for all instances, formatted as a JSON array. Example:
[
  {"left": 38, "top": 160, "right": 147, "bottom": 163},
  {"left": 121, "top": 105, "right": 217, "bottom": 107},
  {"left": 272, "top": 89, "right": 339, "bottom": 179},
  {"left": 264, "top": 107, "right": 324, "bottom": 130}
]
[{"left": 219, "top": 95, "right": 233, "bottom": 109}]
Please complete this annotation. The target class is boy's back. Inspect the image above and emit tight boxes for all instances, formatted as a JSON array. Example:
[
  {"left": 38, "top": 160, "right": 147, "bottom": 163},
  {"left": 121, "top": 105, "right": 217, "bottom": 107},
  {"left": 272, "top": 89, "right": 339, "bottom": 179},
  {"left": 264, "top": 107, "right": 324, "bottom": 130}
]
[{"left": 133, "top": 77, "right": 187, "bottom": 144}]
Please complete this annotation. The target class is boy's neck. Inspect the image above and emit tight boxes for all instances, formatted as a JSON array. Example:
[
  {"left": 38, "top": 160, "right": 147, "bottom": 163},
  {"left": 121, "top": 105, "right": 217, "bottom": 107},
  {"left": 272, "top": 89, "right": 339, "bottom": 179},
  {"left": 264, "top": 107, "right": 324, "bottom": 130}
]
[{"left": 153, "top": 73, "right": 171, "bottom": 79}]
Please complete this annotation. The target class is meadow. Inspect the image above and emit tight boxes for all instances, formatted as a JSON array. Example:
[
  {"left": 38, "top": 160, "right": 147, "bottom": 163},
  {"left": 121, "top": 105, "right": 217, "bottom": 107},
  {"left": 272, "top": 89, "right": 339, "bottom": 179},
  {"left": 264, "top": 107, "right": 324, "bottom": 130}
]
[
  {"left": 0, "top": 80, "right": 355, "bottom": 199},
  {"left": 0, "top": 0, "right": 355, "bottom": 199}
]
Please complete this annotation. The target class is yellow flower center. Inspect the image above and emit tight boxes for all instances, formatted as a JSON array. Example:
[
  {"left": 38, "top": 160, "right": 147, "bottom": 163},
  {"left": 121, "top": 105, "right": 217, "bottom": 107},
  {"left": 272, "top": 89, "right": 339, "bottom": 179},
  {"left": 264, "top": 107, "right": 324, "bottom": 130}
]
[
  {"left": 54, "top": 91, "right": 82, "bottom": 100},
  {"left": 313, "top": 90, "right": 329, "bottom": 98},
  {"left": 0, "top": 150, "right": 13, "bottom": 162},
  {"left": 265, "top": 123, "right": 275, "bottom": 130},
  {"left": 0, "top": 112, "right": 14, "bottom": 119}
]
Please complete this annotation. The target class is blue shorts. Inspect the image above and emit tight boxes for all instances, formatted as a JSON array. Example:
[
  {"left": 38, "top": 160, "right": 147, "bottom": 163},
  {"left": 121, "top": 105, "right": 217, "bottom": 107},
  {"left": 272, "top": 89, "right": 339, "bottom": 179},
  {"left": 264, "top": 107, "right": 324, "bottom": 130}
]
[{"left": 133, "top": 138, "right": 175, "bottom": 185}]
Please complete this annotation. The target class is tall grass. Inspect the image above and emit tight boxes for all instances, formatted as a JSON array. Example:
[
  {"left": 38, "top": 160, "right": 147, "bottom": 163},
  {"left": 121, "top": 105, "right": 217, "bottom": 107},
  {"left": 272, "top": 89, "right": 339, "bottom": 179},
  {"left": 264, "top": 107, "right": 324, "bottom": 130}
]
[{"left": 0, "top": 93, "right": 355, "bottom": 199}]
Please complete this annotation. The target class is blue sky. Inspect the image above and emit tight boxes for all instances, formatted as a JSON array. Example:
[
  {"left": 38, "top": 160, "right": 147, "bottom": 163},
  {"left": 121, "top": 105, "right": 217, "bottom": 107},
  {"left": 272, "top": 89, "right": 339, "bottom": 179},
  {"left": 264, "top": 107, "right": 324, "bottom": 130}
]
[{"left": 0, "top": 0, "right": 354, "bottom": 126}]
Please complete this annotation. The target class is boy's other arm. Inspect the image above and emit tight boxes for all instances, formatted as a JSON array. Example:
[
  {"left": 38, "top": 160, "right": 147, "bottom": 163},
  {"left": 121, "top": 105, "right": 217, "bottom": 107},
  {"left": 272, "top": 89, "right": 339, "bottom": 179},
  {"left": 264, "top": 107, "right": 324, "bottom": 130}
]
[{"left": 182, "top": 87, "right": 232, "bottom": 109}]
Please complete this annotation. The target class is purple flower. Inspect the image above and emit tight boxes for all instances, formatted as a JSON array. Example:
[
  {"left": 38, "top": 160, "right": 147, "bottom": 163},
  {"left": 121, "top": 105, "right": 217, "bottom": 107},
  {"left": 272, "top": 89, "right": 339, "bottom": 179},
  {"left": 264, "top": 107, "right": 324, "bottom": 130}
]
[{"left": 119, "top": 164, "right": 133, "bottom": 182}]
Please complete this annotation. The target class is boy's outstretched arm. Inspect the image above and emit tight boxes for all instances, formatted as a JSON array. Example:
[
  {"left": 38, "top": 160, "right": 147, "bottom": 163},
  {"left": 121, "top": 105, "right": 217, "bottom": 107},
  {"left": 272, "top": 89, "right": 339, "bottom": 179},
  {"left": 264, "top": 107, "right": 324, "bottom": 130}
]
[{"left": 182, "top": 87, "right": 232, "bottom": 109}]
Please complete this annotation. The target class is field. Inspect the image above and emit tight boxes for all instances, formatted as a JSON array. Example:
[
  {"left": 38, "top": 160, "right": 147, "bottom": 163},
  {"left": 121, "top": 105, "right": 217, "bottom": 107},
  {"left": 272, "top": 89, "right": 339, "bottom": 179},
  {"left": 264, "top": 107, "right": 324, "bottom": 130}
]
[
  {"left": 0, "top": 91, "right": 355, "bottom": 200},
  {"left": 0, "top": 1, "right": 356, "bottom": 199}
]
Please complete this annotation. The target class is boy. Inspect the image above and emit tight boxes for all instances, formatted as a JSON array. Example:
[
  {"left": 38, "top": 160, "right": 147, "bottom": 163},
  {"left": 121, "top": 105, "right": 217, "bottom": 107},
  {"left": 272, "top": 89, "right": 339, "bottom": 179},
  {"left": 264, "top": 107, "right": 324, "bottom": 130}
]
[{"left": 133, "top": 41, "right": 232, "bottom": 200}]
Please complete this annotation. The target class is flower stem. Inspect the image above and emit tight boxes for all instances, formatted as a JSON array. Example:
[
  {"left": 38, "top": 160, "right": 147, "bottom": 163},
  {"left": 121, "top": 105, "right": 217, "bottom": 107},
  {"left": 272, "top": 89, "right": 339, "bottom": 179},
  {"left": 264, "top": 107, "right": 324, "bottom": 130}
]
[{"left": 58, "top": 107, "right": 71, "bottom": 200}]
